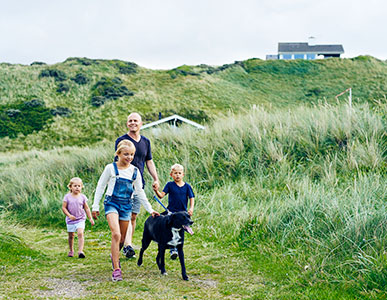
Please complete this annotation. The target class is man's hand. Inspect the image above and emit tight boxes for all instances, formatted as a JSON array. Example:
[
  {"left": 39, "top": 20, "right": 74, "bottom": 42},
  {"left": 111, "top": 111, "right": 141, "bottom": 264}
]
[
  {"left": 151, "top": 211, "right": 160, "bottom": 218},
  {"left": 152, "top": 180, "right": 160, "bottom": 191},
  {"left": 188, "top": 209, "right": 193, "bottom": 216},
  {"left": 92, "top": 211, "right": 99, "bottom": 220}
]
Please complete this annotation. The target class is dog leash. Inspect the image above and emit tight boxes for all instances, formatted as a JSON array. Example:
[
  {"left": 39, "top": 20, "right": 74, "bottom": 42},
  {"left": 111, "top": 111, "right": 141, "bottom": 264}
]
[{"left": 153, "top": 195, "right": 169, "bottom": 212}]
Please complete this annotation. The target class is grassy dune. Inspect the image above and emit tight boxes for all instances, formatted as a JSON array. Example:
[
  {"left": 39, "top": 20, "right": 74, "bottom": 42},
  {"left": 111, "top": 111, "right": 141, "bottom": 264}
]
[
  {"left": 0, "top": 56, "right": 386, "bottom": 151},
  {"left": 1, "top": 100, "right": 386, "bottom": 298}
]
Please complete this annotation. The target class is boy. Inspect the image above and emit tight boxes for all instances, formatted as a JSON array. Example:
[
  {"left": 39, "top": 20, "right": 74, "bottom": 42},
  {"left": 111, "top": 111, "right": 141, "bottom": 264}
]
[{"left": 153, "top": 164, "right": 195, "bottom": 259}]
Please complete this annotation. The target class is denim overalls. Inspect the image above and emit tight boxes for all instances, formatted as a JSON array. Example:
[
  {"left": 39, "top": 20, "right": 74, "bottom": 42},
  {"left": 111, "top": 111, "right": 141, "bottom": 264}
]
[{"left": 104, "top": 162, "right": 138, "bottom": 221}]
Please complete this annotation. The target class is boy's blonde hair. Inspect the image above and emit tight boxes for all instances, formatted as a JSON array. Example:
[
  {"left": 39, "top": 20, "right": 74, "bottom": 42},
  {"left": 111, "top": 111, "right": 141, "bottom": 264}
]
[
  {"left": 170, "top": 164, "right": 184, "bottom": 172},
  {"left": 115, "top": 140, "right": 136, "bottom": 156},
  {"left": 67, "top": 177, "right": 83, "bottom": 190}
]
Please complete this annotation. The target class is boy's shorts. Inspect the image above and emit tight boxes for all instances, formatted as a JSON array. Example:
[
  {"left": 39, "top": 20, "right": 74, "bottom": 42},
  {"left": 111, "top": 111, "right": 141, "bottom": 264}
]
[
  {"left": 67, "top": 220, "right": 85, "bottom": 232},
  {"left": 104, "top": 196, "right": 132, "bottom": 221}
]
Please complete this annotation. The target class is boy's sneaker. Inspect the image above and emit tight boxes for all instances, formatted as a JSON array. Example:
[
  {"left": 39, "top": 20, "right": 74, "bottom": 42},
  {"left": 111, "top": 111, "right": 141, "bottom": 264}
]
[
  {"left": 123, "top": 245, "right": 136, "bottom": 258},
  {"left": 112, "top": 268, "right": 123, "bottom": 282},
  {"left": 170, "top": 249, "right": 178, "bottom": 260},
  {"left": 78, "top": 252, "right": 85, "bottom": 258},
  {"left": 68, "top": 251, "right": 74, "bottom": 257}
]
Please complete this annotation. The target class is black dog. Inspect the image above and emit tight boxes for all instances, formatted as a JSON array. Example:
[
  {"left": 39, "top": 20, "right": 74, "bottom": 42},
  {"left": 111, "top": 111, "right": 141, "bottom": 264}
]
[{"left": 137, "top": 211, "right": 194, "bottom": 280}]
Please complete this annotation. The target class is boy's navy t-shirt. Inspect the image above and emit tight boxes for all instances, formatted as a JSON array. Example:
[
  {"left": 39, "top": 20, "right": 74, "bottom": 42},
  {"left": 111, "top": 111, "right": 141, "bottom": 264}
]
[
  {"left": 115, "top": 134, "right": 152, "bottom": 187},
  {"left": 163, "top": 181, "right": 195, "bottom": 212}
]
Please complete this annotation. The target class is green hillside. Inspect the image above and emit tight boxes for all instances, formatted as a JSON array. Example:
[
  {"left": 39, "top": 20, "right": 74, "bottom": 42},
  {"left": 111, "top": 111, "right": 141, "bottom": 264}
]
[
  {"left": 0, "top": 56, "right": 386, "bottom": 151},
  {"left": 1, "top": 57, "right": 386, "bottom": 298}
]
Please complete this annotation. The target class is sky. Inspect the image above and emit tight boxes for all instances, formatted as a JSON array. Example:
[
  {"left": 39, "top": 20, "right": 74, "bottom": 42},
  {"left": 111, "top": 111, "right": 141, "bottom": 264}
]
[{"left": 0, "top": 0, "right": 386, "bottom": 69}]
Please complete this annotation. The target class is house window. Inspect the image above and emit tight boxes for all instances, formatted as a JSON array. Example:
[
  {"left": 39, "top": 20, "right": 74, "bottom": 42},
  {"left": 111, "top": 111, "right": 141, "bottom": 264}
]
[
  {"left": 307, "top": 54, "right": 316, "bottom": 60},
  {"left": 294, "top": 54, "right": 305, "bottom": 59},
  {"left": 282, "top": 54, "right": 292, "bottom": 60}
]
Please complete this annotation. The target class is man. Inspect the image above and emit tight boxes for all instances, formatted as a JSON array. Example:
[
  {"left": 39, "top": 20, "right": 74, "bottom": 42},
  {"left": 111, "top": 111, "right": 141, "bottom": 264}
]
[{"left": 115, "top": 112, "right": 159, "bottom": 258}]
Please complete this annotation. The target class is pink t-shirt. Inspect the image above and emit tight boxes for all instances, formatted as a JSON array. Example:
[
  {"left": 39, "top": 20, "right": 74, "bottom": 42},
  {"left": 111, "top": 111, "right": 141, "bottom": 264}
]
[{"left": 63, "top": 193, "right": 87, "bottom": 225}]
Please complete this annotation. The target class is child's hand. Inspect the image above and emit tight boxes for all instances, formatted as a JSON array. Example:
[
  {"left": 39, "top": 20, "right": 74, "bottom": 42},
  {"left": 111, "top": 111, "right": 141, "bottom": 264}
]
[
  {"left": 92, "top": 211, "right": 99, "bottom": 220},
  {"left": 90, "top": 218, "right": 95, "bottom": 226},
  {"left": 151, "top": 211, "right": 160, "bottom": 218},
  {"left": 69, "top": 215, "right": 76, "bottom": 221},
  {"left": 188, "top": 209, "right": 193, "bottom": 216}
]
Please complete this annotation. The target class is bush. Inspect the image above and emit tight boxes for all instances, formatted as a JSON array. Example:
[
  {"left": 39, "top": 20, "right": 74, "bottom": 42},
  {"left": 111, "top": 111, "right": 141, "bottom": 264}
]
[
  {"left": 91, "top": 78, "right": 134, "bottom": 101},
  {"left": 306, "top": 87, "right": 323, "bottom": 97},
  {"left": 50, "top": 107, "right": 72, "bottom": 117},
  {"left": 0, "top": 101, "right": 53, "bottom": 138},
  {"left": 90, "top": 96, "right": 107, "bottom": 107},
  {"left": 39, "top": 69, "right": 67, "bottom": 81},
  {"left": 114, "top": 61, "right": 138, "bottom": 75},
  {"left": 64, "top": 57, "right": 97, "bottom": 66},
  {"left": 168, "top": 65, "right": 200, "bottom": 78},
  {"left": 71, "top": 73, "right": 89, "bottom": 85},
  {"left": 56, "top": 83, "right": 70, "bottom": 93},
  {"left": 30, "top": 61, "right": 46, "bottom": 66},
  {"left": 24, "top": 99, "right": 44, "bottom": 107},
  {"left": 5, "top": 109, "right": 21, "bottom": 117}
]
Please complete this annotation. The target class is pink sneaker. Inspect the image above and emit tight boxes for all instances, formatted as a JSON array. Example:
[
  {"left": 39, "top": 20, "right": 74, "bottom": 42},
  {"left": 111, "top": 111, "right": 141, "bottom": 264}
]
[
  {"left": 68, "top": 251, "right": 74, "bottom": 257},
  {"left": 112, "top": 268, "right": 122, "bottom": 282}
]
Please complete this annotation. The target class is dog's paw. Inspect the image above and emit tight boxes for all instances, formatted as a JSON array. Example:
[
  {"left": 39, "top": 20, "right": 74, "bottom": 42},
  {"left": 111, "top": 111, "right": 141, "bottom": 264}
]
[
  {"left": 137, "top": 260, "right": 142, "bottom": 266},
  {"left": 183, "top": 276, "right": 189, "bottom": 281},
  {"left": 161, "top": 272, "right": 168, "bottom": 276}
]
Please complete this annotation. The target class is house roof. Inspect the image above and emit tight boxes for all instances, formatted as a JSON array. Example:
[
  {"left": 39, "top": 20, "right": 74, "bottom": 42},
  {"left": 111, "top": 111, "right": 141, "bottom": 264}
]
[
  {"left": 278, "top": 43, "right": 344, "bottom": 54},
  {"left": 141, "top": 114, "right": 205, "bottom": 130}
]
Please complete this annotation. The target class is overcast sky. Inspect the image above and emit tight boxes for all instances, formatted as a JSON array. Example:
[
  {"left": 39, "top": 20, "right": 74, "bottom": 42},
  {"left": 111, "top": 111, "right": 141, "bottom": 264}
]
[{"left": 0, "top": 0, "right": 386, "bottom": 69}]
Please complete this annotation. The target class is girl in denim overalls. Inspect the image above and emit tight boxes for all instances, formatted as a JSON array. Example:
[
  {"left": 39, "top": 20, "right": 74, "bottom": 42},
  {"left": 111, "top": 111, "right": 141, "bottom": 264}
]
[{"left": 92, "top": 142, "right": 159, "bottom": 282}]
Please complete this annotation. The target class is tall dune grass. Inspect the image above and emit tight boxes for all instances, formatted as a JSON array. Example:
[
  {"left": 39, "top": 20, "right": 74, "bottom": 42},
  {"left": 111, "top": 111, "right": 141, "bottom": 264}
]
[{"left": 0, "top": 101, "right": 386, "bottom": 291}]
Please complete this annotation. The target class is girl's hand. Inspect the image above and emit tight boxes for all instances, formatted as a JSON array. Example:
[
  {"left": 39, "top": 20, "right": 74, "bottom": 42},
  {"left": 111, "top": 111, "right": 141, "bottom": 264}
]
[
  {"left": 90, "top": 218, "right": 95, "bottom": 226},
  {"left": 69, "top": 215, "right": 76, "bottom": 221},
  {"left": 151, "top": 211, "right": 160, "bottom": 218},
  {"left": 92, "top": 211, "right": 99, "bottom": 220}
]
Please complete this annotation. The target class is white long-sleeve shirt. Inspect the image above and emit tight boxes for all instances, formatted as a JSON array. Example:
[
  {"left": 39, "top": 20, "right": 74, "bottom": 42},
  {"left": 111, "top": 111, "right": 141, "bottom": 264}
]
[{"left": 92, "top": 163, "right": 154, "bottom": 214}]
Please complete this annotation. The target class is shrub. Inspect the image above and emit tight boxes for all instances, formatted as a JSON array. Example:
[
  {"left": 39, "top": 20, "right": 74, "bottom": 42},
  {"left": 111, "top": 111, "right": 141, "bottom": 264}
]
[
  {"left": 306, "top": 87, "right": 323, "bottom": 97},
  {"left": 24, "top": 99, "right": 44, "bottom": 107},
  {"left": 39, "top": 69, "right": 67, "bottom": 81},
  {"left": 71, "top": 73, "right": 89, "bottom": 85},
  {"left": 90, "top": 96, "right": 107, "bottom": 107},
  {"left": 50, "top": 107, "right": 72, "bottom": 117},
  {"left": 168, "top": 65, "right": 200, "bottom": 78},
  {"left": 56, "top": 83, "right": 70, "bottom": 93},
  {"left": 0, "top": 101, "right": 53, "bottom": 138},
  {"left": 114, "top": 61, "right": 138, "bottom": 75},
  {"left": 91, "top": 78, "right": 134, "bottom": 100},
  {"left": 64, "top": 57, "right": 97, "bottom": 66},
  {"left": 30, "top": 61, "right": 46, "bottom": 66},
  {"left": 5, "top": 109, "right": 21, "bottom": 117}
]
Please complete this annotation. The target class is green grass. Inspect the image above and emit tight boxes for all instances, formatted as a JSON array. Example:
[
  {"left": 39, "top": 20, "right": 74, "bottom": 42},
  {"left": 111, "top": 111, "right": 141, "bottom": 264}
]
[
  {"left": 1, "top": 100, "right": 386, "bottom": 298},
  {"left": 1, "top": 56, "right": 386, "bottom": 298},
  {"left": 0, "top": 56, "right": 386, "bottom": 151}
]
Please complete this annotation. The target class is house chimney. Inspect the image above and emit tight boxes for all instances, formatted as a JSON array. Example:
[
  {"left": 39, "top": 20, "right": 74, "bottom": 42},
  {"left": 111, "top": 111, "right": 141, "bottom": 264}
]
[{"left": 308, "top": 36, "right": 316, "bottom": 46}]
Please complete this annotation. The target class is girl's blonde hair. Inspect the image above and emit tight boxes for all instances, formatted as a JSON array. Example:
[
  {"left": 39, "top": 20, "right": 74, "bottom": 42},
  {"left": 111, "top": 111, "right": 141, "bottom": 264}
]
[
  {"left": 115, "top": 140, "right": 136, "bottom": 156},
  {"left": 67, "top": 177, "right": 83, "bottom": 190},
  {"left": 171, "top": 164, "right": 184, "bottom": 172}
]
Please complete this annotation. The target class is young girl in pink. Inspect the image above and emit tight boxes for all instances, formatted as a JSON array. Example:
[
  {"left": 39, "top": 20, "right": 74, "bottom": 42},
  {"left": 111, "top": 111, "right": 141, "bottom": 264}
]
[{"left": 62, "top": 177, "right": 94, "bottom": 258}]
